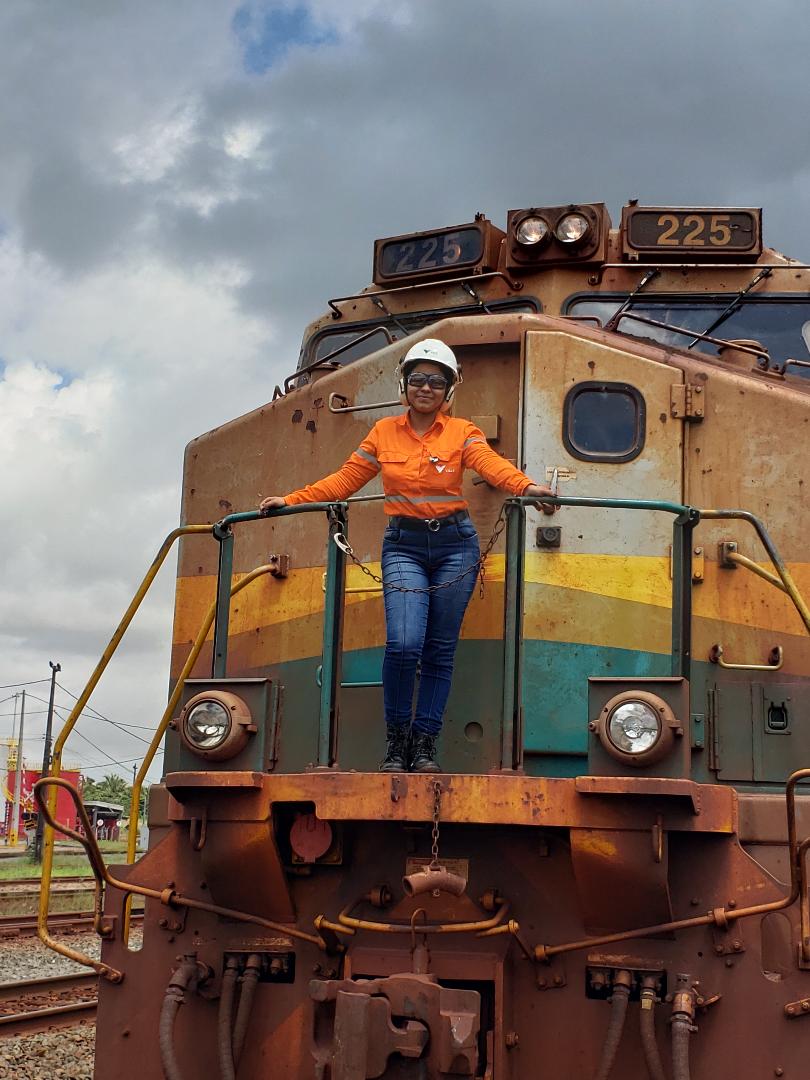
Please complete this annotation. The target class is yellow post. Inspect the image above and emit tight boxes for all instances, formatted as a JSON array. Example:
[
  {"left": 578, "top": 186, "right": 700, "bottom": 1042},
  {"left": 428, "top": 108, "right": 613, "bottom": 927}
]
[{"left": 39, "top": 525, "right": 211, "bottom": 970}]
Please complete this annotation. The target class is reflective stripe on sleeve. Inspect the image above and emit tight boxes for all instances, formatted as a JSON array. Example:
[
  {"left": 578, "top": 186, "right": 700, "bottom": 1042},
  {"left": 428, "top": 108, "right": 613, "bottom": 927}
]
[{"left": 354, "top": 447, "right": 380, "bottom": 470}]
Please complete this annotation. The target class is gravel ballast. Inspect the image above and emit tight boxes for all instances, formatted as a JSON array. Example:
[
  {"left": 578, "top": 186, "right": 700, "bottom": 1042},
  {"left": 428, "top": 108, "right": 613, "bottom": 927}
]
[{"left": 0, "top": 929, "right": 143, "bottom": 1079}]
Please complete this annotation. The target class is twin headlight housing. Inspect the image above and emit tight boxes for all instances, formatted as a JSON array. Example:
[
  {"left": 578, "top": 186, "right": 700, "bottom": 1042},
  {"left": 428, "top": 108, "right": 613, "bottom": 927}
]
[
  {"left": 507, "top": 203, "right": 609, "bottom": 268},
  {"left": 179, "top": 690, "right": 257, "bottom": 762},
  {"left": 514, "top": 211, "right": 590, "bottom": 249}
]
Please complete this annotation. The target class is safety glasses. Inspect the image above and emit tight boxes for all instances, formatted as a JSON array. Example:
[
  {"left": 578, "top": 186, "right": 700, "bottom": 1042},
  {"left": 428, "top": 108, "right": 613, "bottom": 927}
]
[{"left": 406, "top": 372, "right": 449, "bottom": 390}]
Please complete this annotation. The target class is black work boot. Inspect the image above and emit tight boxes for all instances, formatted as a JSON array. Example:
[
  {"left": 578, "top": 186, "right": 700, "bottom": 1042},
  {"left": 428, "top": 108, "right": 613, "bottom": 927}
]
[
  {"left": 379, "top": 725, "right": 409, "bottom": 772},
  {"left": 410, "top": 732, "right": 442, "bottom": 773}
]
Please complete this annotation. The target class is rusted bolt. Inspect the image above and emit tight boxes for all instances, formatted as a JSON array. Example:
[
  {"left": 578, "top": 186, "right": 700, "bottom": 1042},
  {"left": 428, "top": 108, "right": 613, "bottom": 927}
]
[
  {"left": 732, "top": 940, "right": 742, "bottom": 951},
  {"left": 694, "top": 386, "right": 703, "bottom": 394},
  {"left": 694, "top": 547, "right": 703, "bottom": 555},
  {"left": 774, "top": 1069, "right": 784, "bottom": 1076},
  {"left": 588, "top": 722, "right": 597, "bottom": 732},
  {"left": 728, "top": 899, "right": 736, "bottom": 909},
  {"left": 714, "top": 944, "right": 724, "bottom": 954},
  {"left": 695, "top": 409, "right": 703, "bottom": 416},
  {"left": 802, "top": 1000, "right": 810, "bottom": 1012},
  {"left": 690, "top": 897, "right": 700, "bottom": 906},
  {"left": 537, "top": 977, "right": 547, "bottom": 988},
  {"left": 122, "top": 1029, "right": 130, "bottom": 1038},
  {"left": 553, "top": 975, "right": 564, "bottom": 987},
  {"left": 505, "top": 1032, "right": 520, "bottom": 1048},
  {"left": 158, "top": 918, "right": 169, "bottom": 929},
  {"left": 725, "top": 959, "right": 734, "bottom": 968}
]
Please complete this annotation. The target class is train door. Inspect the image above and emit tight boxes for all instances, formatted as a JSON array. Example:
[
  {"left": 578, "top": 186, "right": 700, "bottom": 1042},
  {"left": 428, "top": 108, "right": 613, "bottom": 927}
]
[{"left": 519, "top": 329, "right": 684, "bottom": 773}]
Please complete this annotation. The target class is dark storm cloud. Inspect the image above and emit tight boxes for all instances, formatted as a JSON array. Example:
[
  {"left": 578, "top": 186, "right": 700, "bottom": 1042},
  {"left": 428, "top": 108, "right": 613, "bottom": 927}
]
[
  {"left": 141, "top": 0, "right": 810, "bottom": 351},
  {"left": 19, "top": 152, "right": 148, "bottom": 271}
]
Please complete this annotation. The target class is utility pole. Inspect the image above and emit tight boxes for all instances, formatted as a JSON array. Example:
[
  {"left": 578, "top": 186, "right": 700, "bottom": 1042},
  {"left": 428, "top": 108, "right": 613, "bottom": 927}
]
[
  {"left": 10, "top": 690, "right": 26, "bottom": 848},
  {"left": 3, "top": 695, "right": 19, "bottom": 844},
  {"left": 34, "top": 662, "right": 61, "bottom": 862}
]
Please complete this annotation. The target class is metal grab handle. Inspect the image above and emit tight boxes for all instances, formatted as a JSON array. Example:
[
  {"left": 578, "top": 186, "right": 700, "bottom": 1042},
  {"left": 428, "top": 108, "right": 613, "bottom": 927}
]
[
  {"left": 709, "top": 643, "right": 784, "bottom": 670},
  {"left": 328, "top": 391, "right": 400, "bottom": 414}
]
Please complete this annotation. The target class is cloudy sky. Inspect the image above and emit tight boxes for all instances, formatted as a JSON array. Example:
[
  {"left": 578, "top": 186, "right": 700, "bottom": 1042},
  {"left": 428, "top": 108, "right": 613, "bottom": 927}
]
[{"left": 1, "top": 0, "right": 809, "bottom": 786}]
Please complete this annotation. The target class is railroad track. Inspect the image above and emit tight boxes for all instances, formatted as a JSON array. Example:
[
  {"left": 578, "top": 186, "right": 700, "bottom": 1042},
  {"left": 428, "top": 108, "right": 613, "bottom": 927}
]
[
  {"left": 0, "top": 971, "right": 98, "bottom": 1038},
  {"left": 0, "top": 875, "right": 93, "bottom": 888},
  {"left": 0, "top": 910, "right": 144, "bottom": 937}
]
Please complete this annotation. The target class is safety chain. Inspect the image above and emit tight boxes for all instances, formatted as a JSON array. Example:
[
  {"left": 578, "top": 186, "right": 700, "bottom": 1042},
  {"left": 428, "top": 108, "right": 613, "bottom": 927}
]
[
  {"left": 331, "top": 504, "right": 508, "bottom": 597},
  {"left": 429, "top": 780, "right": 442, "bottom": 870}
]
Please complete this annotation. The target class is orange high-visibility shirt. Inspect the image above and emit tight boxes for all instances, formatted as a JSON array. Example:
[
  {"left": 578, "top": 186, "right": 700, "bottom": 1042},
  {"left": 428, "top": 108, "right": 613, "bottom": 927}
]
[{"left": 284, "top": 411, "right": 534, "bottom": 518}]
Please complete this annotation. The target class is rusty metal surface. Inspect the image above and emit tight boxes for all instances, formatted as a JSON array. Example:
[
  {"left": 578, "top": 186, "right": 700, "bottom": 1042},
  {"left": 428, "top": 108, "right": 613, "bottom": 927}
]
[
  {"left": 91, "top": 234, "right": 810, "bottom": 1077},
  {"left": 570, "top": 828, "right": 672, "bottom": 933},
  {"left": 164, "top": 770, "right": 738, "bottom": 834},
  {"left": 91, "top": 800, "right": 810, "bottom": 1078},
  {"left": 312, "top": 975, "right": 479, "bottom": 1077}
]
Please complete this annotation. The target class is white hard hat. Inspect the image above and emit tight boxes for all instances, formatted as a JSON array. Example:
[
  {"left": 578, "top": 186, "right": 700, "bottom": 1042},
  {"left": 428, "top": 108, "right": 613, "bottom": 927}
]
[{"left": 400, "top": 338, "right": 459, "bottom": 381}]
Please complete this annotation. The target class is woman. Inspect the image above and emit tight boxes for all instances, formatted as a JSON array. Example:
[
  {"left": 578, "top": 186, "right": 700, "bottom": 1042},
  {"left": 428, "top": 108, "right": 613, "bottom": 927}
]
[{"left": 259, "top": 339, "right": 556, "bottom": 773}]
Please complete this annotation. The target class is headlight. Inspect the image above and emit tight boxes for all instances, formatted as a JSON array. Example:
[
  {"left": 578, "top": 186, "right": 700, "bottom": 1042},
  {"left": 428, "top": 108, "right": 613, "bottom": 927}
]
[
  {"left": 185, "top": 700, "right": 231, "bottom": 750},
  {"left": 593, "top": 690, "right": 678, "bottom": 767},
  {"left": 179, "top": 690, "right": 255, "bottom": 761},
  {"left": 607, "top": 701, "right": 661, "bottom": 755},
  {"left": 555, "top": 212, "right": 590, "bottom": 244},
  {"left": 515, "top": 215, "right": 550, "bottom": 246}
]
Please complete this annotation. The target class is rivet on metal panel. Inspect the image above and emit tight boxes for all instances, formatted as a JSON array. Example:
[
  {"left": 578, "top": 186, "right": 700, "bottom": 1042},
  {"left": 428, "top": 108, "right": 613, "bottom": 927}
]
[{"left": 691, "top": 546, "right": 705, "bottom": 584}]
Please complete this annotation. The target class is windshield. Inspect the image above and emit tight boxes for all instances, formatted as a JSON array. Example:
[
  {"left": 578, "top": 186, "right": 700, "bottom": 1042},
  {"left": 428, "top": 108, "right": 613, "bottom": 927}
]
[
  {"left": 300, "top": 297, "right": 539, "bottom": 371},
  {"left": 566, "top": 297, "right": 810, "bottom": 375}
]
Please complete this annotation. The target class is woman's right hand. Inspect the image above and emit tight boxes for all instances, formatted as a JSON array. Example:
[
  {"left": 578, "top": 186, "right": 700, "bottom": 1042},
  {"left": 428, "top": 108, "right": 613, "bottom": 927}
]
[{"left": 259, "top": 496, "right": 287, "bottom": 515}]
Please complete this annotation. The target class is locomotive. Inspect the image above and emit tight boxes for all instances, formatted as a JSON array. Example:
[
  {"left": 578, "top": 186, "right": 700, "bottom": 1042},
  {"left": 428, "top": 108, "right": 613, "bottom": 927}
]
[{"left": 37, "top": 201, "right": 810, "bottom": 1078}]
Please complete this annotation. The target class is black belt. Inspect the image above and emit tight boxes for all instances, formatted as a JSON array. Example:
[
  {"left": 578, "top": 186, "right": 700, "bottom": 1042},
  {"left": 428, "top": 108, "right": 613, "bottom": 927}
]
[{"left": 388, "top": 510, "right": 470, "bottom": 533}]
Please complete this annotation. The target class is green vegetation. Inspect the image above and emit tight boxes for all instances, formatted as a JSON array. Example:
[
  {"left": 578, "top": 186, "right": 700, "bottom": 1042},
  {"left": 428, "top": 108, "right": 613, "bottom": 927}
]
[{"left": 83, "top": 772, "right": 150, "bottom": 819}]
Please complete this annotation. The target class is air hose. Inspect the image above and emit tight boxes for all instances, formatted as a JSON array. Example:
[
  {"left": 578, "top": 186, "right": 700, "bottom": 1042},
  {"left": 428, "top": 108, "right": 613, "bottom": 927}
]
[
  {"left": 232, "top": 954, "right": 263, "bottom": 1067},
  {"left": 639, "top": 980, "right": 667, "bottom": 1080},
  {"left": 217, "top": 956, "right": 241, "bottom": 1080},
  {"left": 593, "top": 970, "right": 632, "bottom": 1080},
  {"left": 159, "top": 957, "right": 202, "bottom": 1080}
]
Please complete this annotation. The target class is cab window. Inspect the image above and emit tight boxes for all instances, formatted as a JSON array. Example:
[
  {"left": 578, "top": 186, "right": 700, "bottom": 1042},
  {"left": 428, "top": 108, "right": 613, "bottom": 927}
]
[{"left": 563, "top": 382, "right": 645, "bottom": 463}]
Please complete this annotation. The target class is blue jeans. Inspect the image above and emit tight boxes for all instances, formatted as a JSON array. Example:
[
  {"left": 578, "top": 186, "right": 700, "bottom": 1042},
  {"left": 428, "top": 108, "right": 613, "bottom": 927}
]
[{"left": 381, "top": 517, "right": 480, "bottom": 736}]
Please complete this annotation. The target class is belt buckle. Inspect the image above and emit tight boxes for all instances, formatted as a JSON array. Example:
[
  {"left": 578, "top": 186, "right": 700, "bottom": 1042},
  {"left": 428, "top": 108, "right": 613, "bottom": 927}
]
[{"left": 426, "top": 518, "right": 441, "bottom": 532}]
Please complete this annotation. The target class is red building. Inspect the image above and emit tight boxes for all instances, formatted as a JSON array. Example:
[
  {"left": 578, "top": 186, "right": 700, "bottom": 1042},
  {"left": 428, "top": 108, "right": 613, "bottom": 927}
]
[{"left": 2, "top": 765, "right": 83, "bottom": 840}]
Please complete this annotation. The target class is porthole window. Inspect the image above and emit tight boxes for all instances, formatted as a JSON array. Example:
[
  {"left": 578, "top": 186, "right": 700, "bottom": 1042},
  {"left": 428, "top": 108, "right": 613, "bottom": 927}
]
[{"left": 563, "top": 382, "right": 645, "bottom": 463}]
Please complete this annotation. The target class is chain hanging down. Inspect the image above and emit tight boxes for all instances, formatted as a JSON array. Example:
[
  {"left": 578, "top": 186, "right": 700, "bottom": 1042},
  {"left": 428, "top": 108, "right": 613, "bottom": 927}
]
[{"left": 331, "top": 504, "right": 508, "bottom": 598}]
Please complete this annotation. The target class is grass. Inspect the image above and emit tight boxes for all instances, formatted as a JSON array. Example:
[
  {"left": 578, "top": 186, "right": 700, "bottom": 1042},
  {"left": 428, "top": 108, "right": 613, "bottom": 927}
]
[{"left": 0, "top": 842, "right": 138, "bottom": 881}]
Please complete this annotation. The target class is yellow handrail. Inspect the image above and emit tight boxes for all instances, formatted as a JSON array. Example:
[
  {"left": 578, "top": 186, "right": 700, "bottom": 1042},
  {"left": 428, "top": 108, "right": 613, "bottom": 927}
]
[
  {"left": 38, "top": 525, "right": 210, "bottom": 972},
  {"left": 123, "top": 562, "right": 281, "bottom": 940}
]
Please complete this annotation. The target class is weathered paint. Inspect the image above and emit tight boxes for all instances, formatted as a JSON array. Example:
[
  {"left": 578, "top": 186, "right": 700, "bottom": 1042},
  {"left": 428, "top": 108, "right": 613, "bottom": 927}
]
[{"left": 90, "top": 231, "right": 810, "bottom": 1079}]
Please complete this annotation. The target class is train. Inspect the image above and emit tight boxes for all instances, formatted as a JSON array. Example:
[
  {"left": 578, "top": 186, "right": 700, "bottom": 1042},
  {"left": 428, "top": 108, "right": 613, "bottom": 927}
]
[{"left": 37, "top": 200, "right": 810, "bottom": 1078}]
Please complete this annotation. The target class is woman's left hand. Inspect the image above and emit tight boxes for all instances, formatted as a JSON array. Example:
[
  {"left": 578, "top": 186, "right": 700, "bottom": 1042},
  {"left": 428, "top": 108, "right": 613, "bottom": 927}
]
[{"left": 523, "top": 483, "right": 558, "bottom": 515}]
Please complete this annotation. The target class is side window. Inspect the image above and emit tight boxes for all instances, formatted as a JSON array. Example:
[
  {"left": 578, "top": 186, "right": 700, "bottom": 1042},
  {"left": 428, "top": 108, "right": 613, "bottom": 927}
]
[{"left": 563, "top": 381, "right": 645, "bottom": 463}]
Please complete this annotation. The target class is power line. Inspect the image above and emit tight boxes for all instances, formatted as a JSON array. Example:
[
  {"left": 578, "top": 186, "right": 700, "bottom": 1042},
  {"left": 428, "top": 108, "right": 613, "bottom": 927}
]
[
  {"left": 0, "top": 679, "right": 49, "bottom": 689},
  {"left": 23, "top": 693, "right": 154, "bottom": 748},
  {"left": 81, "top": 753, "right": 162, "bottom": 771},
  {"left": 55, "top": 681, "right": 159, "bottom": 733}
]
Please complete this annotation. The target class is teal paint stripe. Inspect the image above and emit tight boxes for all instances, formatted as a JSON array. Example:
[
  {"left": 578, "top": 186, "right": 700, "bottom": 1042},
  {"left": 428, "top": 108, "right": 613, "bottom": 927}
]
[{"left": 521, "top": 640, "right": 670, "bottom": 755}]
